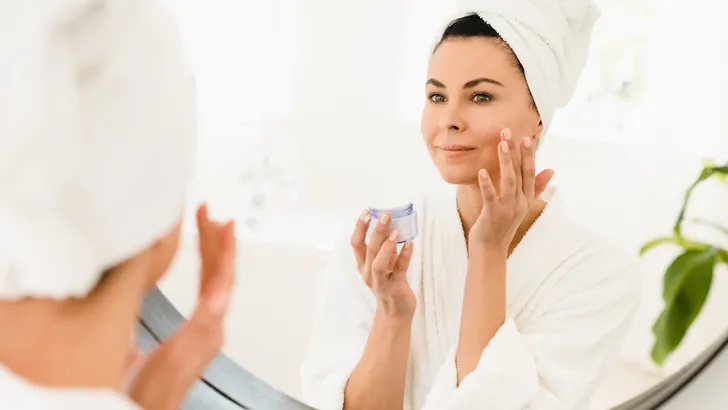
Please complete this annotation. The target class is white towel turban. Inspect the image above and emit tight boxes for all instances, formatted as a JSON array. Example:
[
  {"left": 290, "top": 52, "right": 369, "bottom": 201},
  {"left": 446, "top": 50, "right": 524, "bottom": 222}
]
[
  {"left": 0, "top": 0, "right": 196, "bottom": 300},
  {"left": 449, "top": 0, "right": 601, "bottom": 136}
]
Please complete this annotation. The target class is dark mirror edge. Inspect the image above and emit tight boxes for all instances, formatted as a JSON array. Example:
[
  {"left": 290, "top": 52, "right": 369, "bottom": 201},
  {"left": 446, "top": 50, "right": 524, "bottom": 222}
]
[
  {"left": 612, "top": 326, "right": 728, "bottom": 410},
  {"left": 136, "top": 321, "right": 247, "bottom": 410},
  {"left": 140, "top": 287, "right": 314, "bottom": 410},
  {"left": 140, "top": 287, "right": 728, "bottom": 410}
]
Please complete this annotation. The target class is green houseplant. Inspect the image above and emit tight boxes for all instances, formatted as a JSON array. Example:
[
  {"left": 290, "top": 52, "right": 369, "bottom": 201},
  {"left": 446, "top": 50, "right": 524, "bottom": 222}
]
[{"left": 640, "top": 160, "right": 728, "bottom": 366}]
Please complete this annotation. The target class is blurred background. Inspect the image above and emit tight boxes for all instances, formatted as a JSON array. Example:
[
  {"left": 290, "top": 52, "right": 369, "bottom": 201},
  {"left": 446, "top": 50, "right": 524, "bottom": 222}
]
[{"left": 157, "top": 0, "right": 728, "bottom": 408}]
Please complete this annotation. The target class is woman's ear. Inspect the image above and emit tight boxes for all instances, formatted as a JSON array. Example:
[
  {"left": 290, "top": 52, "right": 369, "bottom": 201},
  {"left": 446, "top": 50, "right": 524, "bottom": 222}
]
[{"left": 534, "top": 119, "right": 543, "bottom": 143}]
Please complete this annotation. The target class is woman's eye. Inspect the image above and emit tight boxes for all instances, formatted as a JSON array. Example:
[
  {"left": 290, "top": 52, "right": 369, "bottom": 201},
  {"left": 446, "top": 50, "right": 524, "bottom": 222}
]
[
  {"left": 428, "top": 93, "right": 446, "bottom": 103},
  {"left": 472, "top": 93, "right": 492, "bottom": 103}
]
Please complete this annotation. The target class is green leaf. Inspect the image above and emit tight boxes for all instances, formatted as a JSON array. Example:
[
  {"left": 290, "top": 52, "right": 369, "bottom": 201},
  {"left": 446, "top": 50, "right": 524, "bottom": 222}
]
[
  {"left": 711, "top": 164, "right": 728, "bottom": 175},
  {"left": 673, "top": 163, "right": 728, "bottom": 235},
  {"left": 704, "top": 165, "right": 728, "bottom": 183},
  {"left": 674, "top": 169, "right": 712, "bottom": 235},
  {"left": 718, "top": 249, "right": 728, "bottom": 264},
  {"left": 699, "top": 159, "right": 728, "bottom": 181},
  {"left": 640, "top": 237, "right": 678, "bottom": 255},
  {"left": 651, "top": 311, "right": 670, "bottom": 364},
  {"left": 663, "top": 249, "right": 716, "bottom": 301},
  {"left": 639, "top": 235, "right": 709, "bottom": 256},
  {"left": 652, "top": 248, "right": 718, "bottom": 365}
]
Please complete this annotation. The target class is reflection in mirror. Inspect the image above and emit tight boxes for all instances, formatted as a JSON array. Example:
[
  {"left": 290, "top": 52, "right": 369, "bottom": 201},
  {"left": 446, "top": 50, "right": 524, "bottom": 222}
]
[{"left": 157, "top": 0, "right": 728, "bottom": 409}]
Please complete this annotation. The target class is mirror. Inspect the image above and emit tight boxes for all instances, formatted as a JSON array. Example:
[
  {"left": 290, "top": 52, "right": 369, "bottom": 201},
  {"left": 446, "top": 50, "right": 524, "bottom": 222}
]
[{"left": 154, "top": 0, "right": 728, "bottom": 409}]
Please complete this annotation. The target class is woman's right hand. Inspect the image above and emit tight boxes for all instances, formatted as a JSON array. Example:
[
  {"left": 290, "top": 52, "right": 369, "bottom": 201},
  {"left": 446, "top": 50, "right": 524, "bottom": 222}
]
[{"left": 351, "top": 209, "right": 416, "bottom": 319}]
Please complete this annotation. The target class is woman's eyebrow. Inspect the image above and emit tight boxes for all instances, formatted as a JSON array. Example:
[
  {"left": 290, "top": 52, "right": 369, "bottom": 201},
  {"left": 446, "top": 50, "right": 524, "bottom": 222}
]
[
  {"left": 426, "top": 77, "right": 505, "bottom": 88},
  {"left": 463, "top": 77, "right": 504, "bottom": 88},
  {"left": 426, "top": 78, "right": 446, "bottom": 88}
]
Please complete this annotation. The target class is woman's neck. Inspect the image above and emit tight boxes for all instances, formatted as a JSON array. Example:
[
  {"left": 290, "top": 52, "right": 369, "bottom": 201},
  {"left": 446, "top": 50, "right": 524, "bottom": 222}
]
[
  {"left": 456, "top": 183, "right": 485, "bottom": 240},
  {"left": 456, "top": 183, "right": 548, "bottom": 255},
  {"left": 0, "top": 256, "right": 152, "bottom": 388}
]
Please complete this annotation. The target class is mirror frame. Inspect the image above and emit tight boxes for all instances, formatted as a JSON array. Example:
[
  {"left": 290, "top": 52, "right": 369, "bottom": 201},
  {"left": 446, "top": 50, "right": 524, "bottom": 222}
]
[{"left": 139, "top": 287, "right": 728, "bottom": 410}]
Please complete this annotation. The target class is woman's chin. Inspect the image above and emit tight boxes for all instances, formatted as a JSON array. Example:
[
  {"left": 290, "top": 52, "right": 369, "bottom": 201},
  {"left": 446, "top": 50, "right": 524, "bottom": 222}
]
[{"left": 435, "top": 165, "right": 479, "bottom": 186}]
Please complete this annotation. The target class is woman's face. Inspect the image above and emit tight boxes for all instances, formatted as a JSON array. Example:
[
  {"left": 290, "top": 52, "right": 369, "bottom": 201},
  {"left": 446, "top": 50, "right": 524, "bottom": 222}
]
[{"left": 421, "top": 37, "right": 542, "bottom": 186}]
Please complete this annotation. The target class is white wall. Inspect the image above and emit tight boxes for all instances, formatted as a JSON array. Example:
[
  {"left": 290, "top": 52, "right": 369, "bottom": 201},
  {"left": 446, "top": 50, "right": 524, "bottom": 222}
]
[{"left": 159, "top": 236, "right": 331, "bottom": 401}]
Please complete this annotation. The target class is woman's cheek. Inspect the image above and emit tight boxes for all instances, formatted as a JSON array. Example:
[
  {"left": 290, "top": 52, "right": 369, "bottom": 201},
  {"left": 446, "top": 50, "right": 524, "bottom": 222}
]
[
  {"left": 470, "top": 121, "right": 504, "bottom": 147},
  {"left": 420, "top": 110, "right": 438, "bottom": 145}
]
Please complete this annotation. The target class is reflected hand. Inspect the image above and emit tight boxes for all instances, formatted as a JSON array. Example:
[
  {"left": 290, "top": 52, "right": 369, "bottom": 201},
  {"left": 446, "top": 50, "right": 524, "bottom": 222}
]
[
  {"left": 469, "top": 128, "right": 554, "bottom": 253},
  {"left": 125, "top": 204, "right": 236, "bottom": 410},
  {"left": 351, "top": 210, "right": 416, "bottom": 319}
]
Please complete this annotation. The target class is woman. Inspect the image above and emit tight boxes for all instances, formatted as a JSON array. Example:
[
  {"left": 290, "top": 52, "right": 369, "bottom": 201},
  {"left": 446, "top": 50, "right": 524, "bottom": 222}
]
[
  {"left": 300, "top": 3, "right": 642, "bottom": 410},
  {"left": 0, "top": 1, "right": 234, "bottom": 409}
]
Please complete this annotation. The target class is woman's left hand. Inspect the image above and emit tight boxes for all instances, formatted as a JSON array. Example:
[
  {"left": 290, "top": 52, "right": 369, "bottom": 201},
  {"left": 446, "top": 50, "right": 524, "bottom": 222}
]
[
  {"left": 124, "top": 204, "right": 236, "bottom": 410},
  {"left": 469, "top": 128, "right": 554, "bottom": 253}
]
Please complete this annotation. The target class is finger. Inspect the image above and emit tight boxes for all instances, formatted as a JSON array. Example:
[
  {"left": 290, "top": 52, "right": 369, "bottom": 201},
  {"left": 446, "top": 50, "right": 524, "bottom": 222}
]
[
  {"left": 196, "top": 203, "right": 208, "bottom": 251},
  {"left": 197, "top": 203, "right": 222, "bottom": 275},
  {"left": 198, "top": 223, "right": 232, "bottom": 300},
  {"left": 197, "top": 203, "right": 222, "bottom": 236},
  {"left": 534, "top": 169, "right": 555, "bottom": 198},
  {"left": 393, "top": 240, "right": 414, "bottom": 276},
  {"left": 521, "top": 137, "right": 536, "bottom": 198},
  {"left": 223, "top": 220, "right": 236, "bottom": 279},
  {"left": 502, "top": 129, "right": 522, "bottom": 194},
  {"left": 211, "top": 221, "right": 236, "bottom": 315},
  {"left": 201, "top": 216, "right": 233, "bottom": 287},
  {"left": 478, "top": 169, "right": 497, "bottom": 204},
  {"left": 388, "top": 252, "right": 398, "bottom": 270},
  {"left": 198, "top": 203, "right": 227, "bottom": 241},
  {"left": 371, "top": 230, "right": 399, "bottom": 283},
  {"left": 497, "top": 136, "right": 515, "bottom": 197},
  {"left": 350, "top": 209, "right": 371, "bottom": 271},
  {"left": 196, "top": 203, "right": 207, "bottom": 229},
  {"left": 198, "top": 203, "right": 226, "bottom": 230},
  {"left": 365, "top": 212, "right": 391, "bottom": 265},
  {"left": 199, "top": 221, "right": 235, "bottom": 316}
]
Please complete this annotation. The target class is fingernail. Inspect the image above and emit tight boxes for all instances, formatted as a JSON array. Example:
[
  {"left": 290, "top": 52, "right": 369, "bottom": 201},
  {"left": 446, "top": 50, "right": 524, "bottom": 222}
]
[
  {"left": 404, "top": 240, "right": 412, "bottom": 249},
  {"left": 478, "top": 169, "right": 486, "bottom": 178},
  {"left": 389, "top": 230, "right": 399, "bottom": 241},
  {"left": 501, "top": 141, "right": 509, "bottom": 153},
  {"left": 523, "top": 137, "right": 532, "bottom": 148},
  {"left": 501, "top": 128, "right": 511, "bottom": 140},
  {"left": 380, "top": 212, "right": 390, "bottom": 224},
  {"left": 359, "top": 209, "right": 370, "bottom": 223}
]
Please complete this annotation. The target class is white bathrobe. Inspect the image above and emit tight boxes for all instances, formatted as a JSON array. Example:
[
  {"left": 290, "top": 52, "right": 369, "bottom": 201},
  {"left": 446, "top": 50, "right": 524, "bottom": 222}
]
[
  {"left": 0, "top": 365, "right": 138, "bottom": 410},
  {"left": 300, "top": 183, "right": 642, "bottom": 410}
]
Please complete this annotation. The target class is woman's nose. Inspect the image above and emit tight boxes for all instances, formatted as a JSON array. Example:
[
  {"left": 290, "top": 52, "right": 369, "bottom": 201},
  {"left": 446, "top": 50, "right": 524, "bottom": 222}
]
[{"left": 440, "top": 103, "right": 465, "bottom": 132}]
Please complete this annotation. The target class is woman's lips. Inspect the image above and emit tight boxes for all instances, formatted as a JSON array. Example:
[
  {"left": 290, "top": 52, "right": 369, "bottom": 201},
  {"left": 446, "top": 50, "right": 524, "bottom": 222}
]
[{"left": 437, "top": 145, "right": 476, "bottom": 158}]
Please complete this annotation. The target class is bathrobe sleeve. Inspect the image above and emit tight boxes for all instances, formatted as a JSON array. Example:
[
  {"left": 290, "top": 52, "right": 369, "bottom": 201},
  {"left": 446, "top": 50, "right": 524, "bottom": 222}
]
[
  {"left": 299, "top": 230, "right": 378, "bottom": 410},
  {"left": 1, "top": 364, "right": 140, "bottom": 410},
  {"left": 422, "top": 243, "right": 642, "bottom": 410}
]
